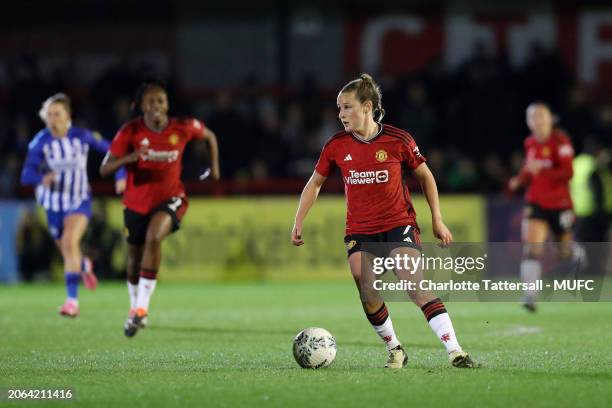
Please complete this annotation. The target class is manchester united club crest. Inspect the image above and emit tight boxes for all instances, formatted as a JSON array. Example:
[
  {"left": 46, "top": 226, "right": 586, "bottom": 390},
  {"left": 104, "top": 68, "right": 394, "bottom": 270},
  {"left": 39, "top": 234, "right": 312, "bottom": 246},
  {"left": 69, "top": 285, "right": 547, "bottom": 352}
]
[
  {"left": 168, "top": 134, "right": 180, "bottom": 146},
  {"left": 541, "top": 146, "right": 550, "bottom": 157},
  {"left": 375, "top": 150, "right": 388, "bottom": 162},
  {"left": 346, "top": 240, "right": 357, "bottom": 250}
]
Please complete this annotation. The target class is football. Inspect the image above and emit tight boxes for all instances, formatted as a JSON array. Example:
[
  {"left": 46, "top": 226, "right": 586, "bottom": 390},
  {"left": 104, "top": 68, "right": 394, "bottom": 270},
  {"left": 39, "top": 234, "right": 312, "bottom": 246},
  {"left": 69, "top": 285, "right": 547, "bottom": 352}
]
[{"left": 292, "top": 327, "right": 337, "bottom": 369}]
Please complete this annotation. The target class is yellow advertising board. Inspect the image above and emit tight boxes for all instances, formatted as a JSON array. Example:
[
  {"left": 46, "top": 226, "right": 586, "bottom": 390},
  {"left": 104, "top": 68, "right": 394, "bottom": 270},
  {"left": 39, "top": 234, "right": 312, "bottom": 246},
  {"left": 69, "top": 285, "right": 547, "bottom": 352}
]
[{"left": 103, "top": 195, "right": 485, "bottom": 282}]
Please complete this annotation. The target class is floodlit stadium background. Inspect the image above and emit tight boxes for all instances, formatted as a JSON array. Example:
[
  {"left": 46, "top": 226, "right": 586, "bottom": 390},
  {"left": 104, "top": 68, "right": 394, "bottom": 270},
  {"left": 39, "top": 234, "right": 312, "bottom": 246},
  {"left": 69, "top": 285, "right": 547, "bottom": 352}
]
[{"left": 0, "top": 0, "right": 610, "bottom": 282}]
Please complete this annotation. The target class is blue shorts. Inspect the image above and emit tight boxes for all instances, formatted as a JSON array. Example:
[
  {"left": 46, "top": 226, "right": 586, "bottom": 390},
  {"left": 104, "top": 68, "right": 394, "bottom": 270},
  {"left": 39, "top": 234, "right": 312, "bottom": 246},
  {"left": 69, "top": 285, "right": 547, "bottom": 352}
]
[{"left": 45, "top": 199, "right": 92, "bottom": 240}]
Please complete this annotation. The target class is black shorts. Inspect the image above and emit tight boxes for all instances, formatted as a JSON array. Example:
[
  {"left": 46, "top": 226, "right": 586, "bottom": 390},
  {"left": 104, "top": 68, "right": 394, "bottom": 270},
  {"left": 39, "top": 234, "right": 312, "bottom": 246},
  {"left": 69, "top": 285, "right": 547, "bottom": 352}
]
[
  {"left": 525, "top": 203, "right": 575, "bottom": 236},
  {"left": 344, "top": 225, "right": 421, "bottom": 257},
  {"left": 124, "top": 196, "right": 189, "bottom": 245}
]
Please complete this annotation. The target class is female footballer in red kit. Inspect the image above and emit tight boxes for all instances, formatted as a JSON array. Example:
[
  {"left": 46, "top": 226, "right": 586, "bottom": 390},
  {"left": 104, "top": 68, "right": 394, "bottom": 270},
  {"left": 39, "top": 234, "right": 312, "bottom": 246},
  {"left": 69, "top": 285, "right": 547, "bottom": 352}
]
[
  {"left": 509, "top": 102, "right": 576, "bottom": 312},
  {"left": 100, "top": 79, "right": 220, "bottom": 337},
  {"left": 292, "top": 74, "right": 474, "bottom": 368}
]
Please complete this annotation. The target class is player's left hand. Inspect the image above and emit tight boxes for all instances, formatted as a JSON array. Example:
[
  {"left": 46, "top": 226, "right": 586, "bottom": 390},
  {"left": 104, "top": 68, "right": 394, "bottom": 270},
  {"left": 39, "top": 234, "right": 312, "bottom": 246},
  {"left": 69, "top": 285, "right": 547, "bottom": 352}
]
[
  {"left": 115, "top": 178, "right": 127, "bottom": 194},
  {"left": 433, "top": 220, "right": 453, "bottom": 247},
  {"left": 291, "top": 223, "right": 304, "bottom": 246}
]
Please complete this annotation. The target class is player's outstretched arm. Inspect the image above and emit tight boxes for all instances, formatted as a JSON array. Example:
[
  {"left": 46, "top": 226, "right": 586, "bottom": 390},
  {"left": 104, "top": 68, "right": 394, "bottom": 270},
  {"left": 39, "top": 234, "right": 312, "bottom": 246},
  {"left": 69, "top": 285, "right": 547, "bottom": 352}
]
[
  {"left": 292, "top": 170, "right": 327, "bottom": 246},
  {"left": 509, "top": 160, "right": 535, "bottom": 191},
  {"left": 203, "top": 127, "right": 221, "bottom": 180},
  {"left": 99, "top": 150, "right": 143, "bottom": 178},
  {"left": 413, "top": 163, "right": 453, "bottom": 246}
]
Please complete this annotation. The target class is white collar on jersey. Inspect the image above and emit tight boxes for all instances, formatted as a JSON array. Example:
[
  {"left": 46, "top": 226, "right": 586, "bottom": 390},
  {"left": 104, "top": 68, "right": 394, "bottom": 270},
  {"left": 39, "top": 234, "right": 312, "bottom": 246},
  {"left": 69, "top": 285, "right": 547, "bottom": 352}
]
[{"left": 351, "top": 123, "right": 384, "bottom": 144}]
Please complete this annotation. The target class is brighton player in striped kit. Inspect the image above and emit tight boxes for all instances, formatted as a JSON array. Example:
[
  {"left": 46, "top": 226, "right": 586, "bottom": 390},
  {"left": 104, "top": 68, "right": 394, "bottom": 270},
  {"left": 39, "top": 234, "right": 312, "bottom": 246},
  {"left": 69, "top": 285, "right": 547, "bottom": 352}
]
[{"left": 20, "top": 93, "right": 126, "bottom": 317}]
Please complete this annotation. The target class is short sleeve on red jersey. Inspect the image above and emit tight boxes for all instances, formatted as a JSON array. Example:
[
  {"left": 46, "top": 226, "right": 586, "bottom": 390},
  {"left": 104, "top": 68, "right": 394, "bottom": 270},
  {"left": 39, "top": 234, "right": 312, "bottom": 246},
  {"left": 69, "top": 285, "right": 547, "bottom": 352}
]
[
  {"left": 403, "top": 137, "right": 426, "bottom": 170},
  {"left": 109, "top": 123, "right": 134, "bottom": 157},
  {"left": 556, "top": 134, "right": 574, "bottom": 159},
  {"left": 315, "top": 142, "right": 335, "bottom": 177},
  {"left": 188, "top": 118, "right": 206, "bottom": 140}
]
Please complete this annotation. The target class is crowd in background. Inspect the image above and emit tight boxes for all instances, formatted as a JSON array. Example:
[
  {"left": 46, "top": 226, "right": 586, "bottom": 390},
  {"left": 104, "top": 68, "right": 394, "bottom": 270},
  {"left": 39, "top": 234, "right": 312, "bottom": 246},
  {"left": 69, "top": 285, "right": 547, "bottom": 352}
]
[
  {"left": 4, "top": 40, "right": 612, "bottom": 282},
  {"left": 1, "top": 41, "right": 611, "bottom": 198}
]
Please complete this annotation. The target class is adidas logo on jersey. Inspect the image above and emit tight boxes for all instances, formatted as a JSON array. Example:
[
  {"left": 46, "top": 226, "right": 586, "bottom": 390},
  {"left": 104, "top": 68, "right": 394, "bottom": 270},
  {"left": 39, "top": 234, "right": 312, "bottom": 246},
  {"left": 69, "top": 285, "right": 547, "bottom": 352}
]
[{"left": 344, "top": 154, "right": 352, "bottom": 161}]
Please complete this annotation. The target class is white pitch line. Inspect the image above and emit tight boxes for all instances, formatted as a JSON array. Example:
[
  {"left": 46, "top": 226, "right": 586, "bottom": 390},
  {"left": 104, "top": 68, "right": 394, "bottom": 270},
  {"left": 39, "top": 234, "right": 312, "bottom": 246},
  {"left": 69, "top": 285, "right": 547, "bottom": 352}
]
[{"left": 488, "top": 325, "right": 543, "bottom": 336}]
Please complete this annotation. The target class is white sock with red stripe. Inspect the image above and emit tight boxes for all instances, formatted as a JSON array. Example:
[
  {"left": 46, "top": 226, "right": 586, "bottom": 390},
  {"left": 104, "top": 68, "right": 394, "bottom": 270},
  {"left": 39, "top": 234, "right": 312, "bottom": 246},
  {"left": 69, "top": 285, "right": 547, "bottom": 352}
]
[
  {"left": 421, "top": 298, "right": 462, "bottom": 354},
  {"left": 136, "top": 268, "right": 157, "bottom": 314},
  {"left": 366, "top": 303, "right": 401, "bottom": 350}
]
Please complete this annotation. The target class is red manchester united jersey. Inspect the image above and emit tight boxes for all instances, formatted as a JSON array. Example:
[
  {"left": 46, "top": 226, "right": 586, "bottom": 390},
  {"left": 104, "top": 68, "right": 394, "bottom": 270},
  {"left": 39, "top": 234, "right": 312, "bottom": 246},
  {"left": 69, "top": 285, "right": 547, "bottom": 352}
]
[
  {"left": 518, "top": 130, "right": 574, "bottom": 210},
  {"left": 315, "top": 124, "right": 426, "bottom": 235},
  {"left": 109, "top": 117, "right": 206, "bottom": 214}
]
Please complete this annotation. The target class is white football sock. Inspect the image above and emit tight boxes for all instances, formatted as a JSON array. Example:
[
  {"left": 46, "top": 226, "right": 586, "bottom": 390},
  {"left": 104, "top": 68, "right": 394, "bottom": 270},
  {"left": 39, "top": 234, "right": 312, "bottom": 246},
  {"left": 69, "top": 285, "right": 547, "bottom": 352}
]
[
  {"left": 521, "top": 259, "right": 541, "bottom": 303},
  {"left": 127, "top": 282, "right": 138, "bottom": 310},
  {"left": 135, "top": 278, "right": 157, "bottom": 312},
  {"left": 372, "top": 317, "right": 401, "bottom": 350},
  {"left": 428, "top": 313, "right": 461, "bottom": 354}
]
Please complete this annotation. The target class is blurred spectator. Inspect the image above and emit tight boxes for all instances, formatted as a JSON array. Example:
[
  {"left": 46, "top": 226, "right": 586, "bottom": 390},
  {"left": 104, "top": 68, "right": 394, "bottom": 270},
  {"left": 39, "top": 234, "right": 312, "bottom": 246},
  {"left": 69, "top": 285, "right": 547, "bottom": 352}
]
[
  {"left": 481, "top": 154, "right": 509, "bottom": 192},
  {"left": 206, "top": 91, "right": 253, "bottom": 179},
  {"left": 316, "top": 106, "right": 341, "bottom": 147},
  {"left": 425, "top": 148, "right": 448, "bottom": 191},
  {"left": 295, "top": 73, "right": 323, "bottom": 133},
  {"left": 510, "top": 150, "right": 524, "bottom": 175},
  {"left": 562, "top": 85, "right": 597, "bottom": 151},
  {"left": 82, "top": 201, "right": 123, "bottom": 279},
  {"left": 395, "top": 80, "right": 437, "bottom": 151},
  {"left": 7, "top": 56, "right": 48, "bottom": 120},
  {"left": 16, "top": 209, "right": 55, "bottom": 282},
  {"left": 256, "top": 104, "right": 289, "bottom": 178},
  {"left": 447, "top": 155, "right": 479, "bottom": 192},
  {"left": 91, "top": 58, "right": 138, "bottom": 120},
  {"left": 1, "top": 38, "right": 609, "bottom": 194},
  {"left": 518, "top": 43, "right": 573, "bottom": 109},
  {"left": 0, "top": 154, "right": 20, "bottom": 196},
  {"left": 594, "top": 104, "right": 612, "bottom": 145}
]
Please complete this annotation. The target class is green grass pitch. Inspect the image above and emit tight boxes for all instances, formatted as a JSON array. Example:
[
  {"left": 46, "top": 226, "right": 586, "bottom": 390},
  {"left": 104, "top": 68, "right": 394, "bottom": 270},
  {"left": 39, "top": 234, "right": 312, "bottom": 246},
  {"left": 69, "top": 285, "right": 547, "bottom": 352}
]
[{"left": 1, "top": 282, "right": 612, "bottom": 407}]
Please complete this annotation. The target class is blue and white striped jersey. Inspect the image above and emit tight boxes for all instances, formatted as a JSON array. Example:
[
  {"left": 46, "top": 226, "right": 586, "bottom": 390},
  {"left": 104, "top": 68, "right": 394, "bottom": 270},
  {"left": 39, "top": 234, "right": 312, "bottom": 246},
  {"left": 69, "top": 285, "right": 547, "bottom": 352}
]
[{"left": 20, "top": 126, "right": 122, "bottom": 212}]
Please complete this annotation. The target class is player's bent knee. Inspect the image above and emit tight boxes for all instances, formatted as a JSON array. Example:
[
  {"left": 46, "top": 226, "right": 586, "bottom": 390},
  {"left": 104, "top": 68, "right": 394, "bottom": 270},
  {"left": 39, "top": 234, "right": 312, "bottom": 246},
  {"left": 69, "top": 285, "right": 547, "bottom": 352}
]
[
  {"left": 59, "top": 235, "right": 80, "bottom": 256},
  {"left": 144, "top": 232, "right": 164, "bottom": 247}
]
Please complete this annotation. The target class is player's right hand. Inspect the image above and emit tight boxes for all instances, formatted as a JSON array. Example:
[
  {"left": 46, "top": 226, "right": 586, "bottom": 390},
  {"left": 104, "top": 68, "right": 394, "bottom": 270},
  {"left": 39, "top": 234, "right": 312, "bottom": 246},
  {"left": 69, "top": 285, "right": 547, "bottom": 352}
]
[
  {"left": 42, "top": 171, "right": 57, "bottom": 187},
  {"left": 291, "top": 223, "right": 304, "bottom": 246},
  {"left": 115, "top": 178, "right": 127, "bottom": 194},
  {"left": 126, "top": 147, "right": 148, "bottom": 163},
  {"left": 433, "top": 220, "right": 453, "bottom": 247}
]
